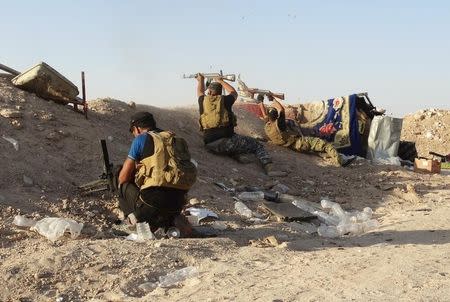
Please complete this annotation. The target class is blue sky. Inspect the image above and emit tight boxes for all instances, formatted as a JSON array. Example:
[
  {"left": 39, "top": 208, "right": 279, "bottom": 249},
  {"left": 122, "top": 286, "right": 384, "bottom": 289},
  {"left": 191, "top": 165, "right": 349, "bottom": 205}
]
[{"left": 2, "top": 1, "right": 449, "bottom": 116}]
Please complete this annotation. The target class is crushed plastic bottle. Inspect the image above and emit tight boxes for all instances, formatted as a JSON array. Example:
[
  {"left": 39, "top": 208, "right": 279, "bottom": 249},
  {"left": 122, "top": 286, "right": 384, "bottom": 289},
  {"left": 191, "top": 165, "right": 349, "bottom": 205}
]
[
  {"left": 158, "top": 266, "right": 199, "bottom": 288},
  {"left": 13, "top": 215, "right": 37, "bottom": 227},
  {"left": 234, "top": 201, "right": 253, "bottom": 218},
  {"left": 136, "top": 222, "right": 155, "bottom": 241},
  {"left": 237, "top": 191, "right": 264, "bottom": 202}
]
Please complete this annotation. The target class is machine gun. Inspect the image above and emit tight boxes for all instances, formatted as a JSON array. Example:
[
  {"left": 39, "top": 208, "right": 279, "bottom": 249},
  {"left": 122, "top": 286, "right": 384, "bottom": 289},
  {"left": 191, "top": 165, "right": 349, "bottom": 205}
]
[
  {"left": 249, "top": 89, "right": 285, "bottom": 100},
  {"left": 78, "top": 139, "right": 115, "bottom": 195},
  {"left": 182, "top": 71, "right": 236, "bottom": 82}
]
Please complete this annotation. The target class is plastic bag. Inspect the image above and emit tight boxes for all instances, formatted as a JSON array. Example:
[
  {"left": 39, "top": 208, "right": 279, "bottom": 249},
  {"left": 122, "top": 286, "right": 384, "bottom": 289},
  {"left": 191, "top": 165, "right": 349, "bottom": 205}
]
[{"left": 31, "top": 217, "right": 83, "bottom": 242}]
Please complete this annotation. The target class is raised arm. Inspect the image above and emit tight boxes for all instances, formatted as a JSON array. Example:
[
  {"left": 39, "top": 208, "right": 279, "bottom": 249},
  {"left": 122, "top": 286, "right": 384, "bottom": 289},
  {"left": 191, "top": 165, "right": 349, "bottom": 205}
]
[
  {"left": 216, "top": 77, "right": 238, "bottom": 99},
  {"left": 259, "top": 102, "right": 268, "bottom": 119},
  {"left": 271, "top": 96, "right": 285, "bottom": 113},
  {"left": 197, "top": 73, "right": 205, "bottom": 97}
]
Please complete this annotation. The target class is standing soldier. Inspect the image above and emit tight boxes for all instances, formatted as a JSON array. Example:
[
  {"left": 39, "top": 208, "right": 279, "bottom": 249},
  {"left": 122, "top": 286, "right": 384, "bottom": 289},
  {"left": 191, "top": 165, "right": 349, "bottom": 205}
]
[{"left": 196, "top": 73, "right": 286, "bottom": 177}]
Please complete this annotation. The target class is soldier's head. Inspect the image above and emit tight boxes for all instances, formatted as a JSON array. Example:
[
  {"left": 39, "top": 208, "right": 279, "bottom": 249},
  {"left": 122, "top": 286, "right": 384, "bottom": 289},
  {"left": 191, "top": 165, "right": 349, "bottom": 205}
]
[
  {"left": 268, "top": 108, "right": 278, "bottom": 121},
  {"left": 256, "top": 94, "right": 264, "bottom": 103},
  {"left": 207, "top": 81, "right": 222, "bottom": 96},
  {"left": 129, "top": 111, "right": 156, "bottom": 136}
]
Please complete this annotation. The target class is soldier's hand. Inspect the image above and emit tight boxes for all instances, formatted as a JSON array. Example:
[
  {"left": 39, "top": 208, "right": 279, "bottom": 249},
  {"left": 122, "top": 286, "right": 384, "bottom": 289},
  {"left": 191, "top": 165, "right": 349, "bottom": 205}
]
[
  {"left": 214, "top": 75, "right": 224, "bottom": 82},
  {"left": 196, "top": 73, "right": 205, "bottom": 82}
]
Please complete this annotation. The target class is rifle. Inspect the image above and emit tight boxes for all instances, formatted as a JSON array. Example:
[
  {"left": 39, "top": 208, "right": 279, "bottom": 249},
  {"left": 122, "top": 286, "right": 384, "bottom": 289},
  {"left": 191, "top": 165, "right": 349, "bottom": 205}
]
[
  {"left": 249, "top": 89, "right": 285, "bottom": 100},
  {"left": 78, "top": 139, "right": 115, "bottom": 195},
  {"left": 429, "top": 151, "right": 449, "bottom": 163},
  {"left": 182, "top": 72, "right": 236, "bottom": 82}
]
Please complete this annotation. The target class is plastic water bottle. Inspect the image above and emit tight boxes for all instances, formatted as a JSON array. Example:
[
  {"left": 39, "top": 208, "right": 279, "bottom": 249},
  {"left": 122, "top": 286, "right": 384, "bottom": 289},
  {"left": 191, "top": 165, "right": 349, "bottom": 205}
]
[
  {"left": 237, "top": 191, "right": 264, "bottom": 202},
  {"left": 321, "top": 199, "right": 347, "bottom": 220},
  {"left": 317, "top": 225, "right": 340, "bottom": 238},
  {"left": 234, "top": 201, "right": 253, "bottom": 218},
  {"left": 136, "top": 222, "right": 154, "bottom": 240},
  {"left": 313, "top": 210, "right": 341, "bottom": 226}
]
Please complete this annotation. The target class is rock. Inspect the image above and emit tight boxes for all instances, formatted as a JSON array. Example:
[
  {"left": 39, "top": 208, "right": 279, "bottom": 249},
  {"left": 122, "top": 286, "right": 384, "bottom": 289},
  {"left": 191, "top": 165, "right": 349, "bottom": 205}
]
[
  {"left": 128, "top": 101, "right": 136, "bottom": 109},
  {"left": 40, "top": 113, "right": 55, "bottom": 121},
  {"left": 272, "top": 183, "right": 290, "bottom": 194},
  {"left": 23, "top": 175, "right": 34, "bottom": 186},
  {"left": 46, "top": 131, "right": 59, "bottom": 140},
  {"left": 0, "top": 108, "right": 22, "bottom": 118},
  {"left": 107, "top": 136, "right": 114, "bottom": 142},
  {"left": 11, "top": 119, "right": 23, "bottom": 129},
  {"left": 189, "top": 198, "right": 201, "bottom": 205}
]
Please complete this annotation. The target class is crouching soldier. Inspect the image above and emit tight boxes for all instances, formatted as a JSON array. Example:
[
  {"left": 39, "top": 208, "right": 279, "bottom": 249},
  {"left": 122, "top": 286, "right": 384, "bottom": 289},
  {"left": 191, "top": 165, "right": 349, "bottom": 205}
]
[
  {"left": 259, "top": 94, "right": 354, "bottom": 167},
  {"left": 117, "top": 111, "right": 197, "bottom": 236},
  {"left": 196, "top": 73, "right": 286, "bottom": 177}
]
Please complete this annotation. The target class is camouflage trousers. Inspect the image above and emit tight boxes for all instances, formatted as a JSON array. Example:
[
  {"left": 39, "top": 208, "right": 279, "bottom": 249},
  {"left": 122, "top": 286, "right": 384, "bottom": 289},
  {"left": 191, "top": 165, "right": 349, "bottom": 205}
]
[
  {"left": 205, "top": 134, "right": 272, "bottom": 166},
  {"left": 290, "top": 136, "right": 342, "bottom": 165}
]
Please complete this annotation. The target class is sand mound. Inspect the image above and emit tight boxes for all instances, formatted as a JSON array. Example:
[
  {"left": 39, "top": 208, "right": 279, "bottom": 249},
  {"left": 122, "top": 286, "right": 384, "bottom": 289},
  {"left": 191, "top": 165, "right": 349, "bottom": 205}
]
[{"left": 401, "top": 108, "right": 450, "bottom": 157}]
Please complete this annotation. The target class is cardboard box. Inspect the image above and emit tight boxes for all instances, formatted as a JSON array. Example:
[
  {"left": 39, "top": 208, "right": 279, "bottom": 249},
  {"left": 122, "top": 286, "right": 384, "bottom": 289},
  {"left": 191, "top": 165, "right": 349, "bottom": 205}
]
[{"left": 414, "top": 158, "right": 441, "bottom": 174}]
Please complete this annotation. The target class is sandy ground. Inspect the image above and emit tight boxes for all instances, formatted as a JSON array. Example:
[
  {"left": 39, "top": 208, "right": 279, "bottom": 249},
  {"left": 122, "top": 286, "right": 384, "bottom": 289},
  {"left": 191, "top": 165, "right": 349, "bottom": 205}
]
[{"left": 1, "top": 73, "right": 449, "bottom": 301}]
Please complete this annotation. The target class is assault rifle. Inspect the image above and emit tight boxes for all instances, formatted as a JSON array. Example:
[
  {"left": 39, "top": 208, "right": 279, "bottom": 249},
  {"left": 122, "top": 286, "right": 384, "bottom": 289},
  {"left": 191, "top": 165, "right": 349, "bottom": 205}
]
[
  {"left": 182, "top": 72, "right": 236, "bottom": 82},
  {"left": 78, "top": 139, "right": 115, "bottom": 195},
  {"left": 249, "top": 89, "right": 285, "bottom": 100}
]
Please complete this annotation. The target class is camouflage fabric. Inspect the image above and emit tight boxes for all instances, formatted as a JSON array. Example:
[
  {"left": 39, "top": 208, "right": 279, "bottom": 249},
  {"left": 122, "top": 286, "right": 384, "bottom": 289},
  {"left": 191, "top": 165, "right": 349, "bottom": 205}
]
[
  {"left": 205, "top": 134, "right": 272, "bottom": 166},
  {"left": 292, "top": 136, "right": 342, "bottom": 165}
]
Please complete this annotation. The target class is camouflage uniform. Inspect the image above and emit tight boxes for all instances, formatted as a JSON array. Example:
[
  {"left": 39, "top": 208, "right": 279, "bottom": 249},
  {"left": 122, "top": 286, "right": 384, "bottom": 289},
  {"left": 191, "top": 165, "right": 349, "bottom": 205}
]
[
  {"left": 264, "top": 117, "right": 342, "bottom": 165},
  {"left": 205, "top": 134, "right": 272, "bottom": 166},
  {"left": 291, "top": 137, "right": 342, "bottom": 165}
]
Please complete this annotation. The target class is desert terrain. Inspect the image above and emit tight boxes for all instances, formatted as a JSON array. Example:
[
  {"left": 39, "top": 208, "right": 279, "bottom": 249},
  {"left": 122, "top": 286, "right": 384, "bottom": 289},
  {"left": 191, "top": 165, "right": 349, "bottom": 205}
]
[{"left": 1, "top": 73, "right": 449, "bottom": 302}]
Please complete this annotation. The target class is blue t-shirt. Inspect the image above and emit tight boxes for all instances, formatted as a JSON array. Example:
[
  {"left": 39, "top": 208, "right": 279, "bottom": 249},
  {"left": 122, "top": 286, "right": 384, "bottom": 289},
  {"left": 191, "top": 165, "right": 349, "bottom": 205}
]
[{"left": 127, "top": 133, "right": 149, "bottom": 162}]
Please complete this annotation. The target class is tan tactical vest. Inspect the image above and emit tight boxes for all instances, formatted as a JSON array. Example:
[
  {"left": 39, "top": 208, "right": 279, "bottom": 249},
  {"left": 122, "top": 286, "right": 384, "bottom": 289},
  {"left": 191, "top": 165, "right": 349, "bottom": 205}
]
[
  {"left": 135, "top": 131, "right": 197, "bottom": 191},
  {"left": 199, "top": 95, "right": 236, "bottom": 130},
  {"left": 264, "top": 120, "right": 297, "bottom": 146}
]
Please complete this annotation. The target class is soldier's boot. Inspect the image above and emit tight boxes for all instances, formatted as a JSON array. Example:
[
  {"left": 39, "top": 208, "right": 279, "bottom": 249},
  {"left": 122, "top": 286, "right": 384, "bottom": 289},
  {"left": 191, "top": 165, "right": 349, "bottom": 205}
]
[{"left": 263, "top": 163, "right": 288, "bottom": 177}]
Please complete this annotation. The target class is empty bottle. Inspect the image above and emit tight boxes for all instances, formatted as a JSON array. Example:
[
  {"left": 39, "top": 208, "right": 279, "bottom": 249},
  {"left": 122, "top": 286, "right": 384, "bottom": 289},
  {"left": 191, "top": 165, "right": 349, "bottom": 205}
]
[
  {"left": 321, "top": 199, "right": 347, "bottom": 220},
  {"left": 234, "top": 201, "right": 253, "bottom": 218},
  {"left": 313, "top": 210, "right": 341, "bottom": 226},
  {"left": 317, "top": 225, "right": 340, "bottom": 238},
  {"left": 237, "top": 191, "right": 264, "bottom": 202},
  {"left": 136, "top": 222, "right": 155, "bottom": 241}
]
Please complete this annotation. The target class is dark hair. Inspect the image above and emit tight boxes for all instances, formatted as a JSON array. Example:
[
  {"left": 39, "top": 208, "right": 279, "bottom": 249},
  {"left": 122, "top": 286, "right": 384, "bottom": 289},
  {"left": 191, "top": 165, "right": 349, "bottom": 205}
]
[
  {"left": 129, "top": 111, "right": 156, "bottom": 132},
  {"left": 257, "top": 94, "right": 264, "bottom": 102},
  {"left": 268, "top": 108, "right": 278, "bottom": 120},
  {"left": 208, "top": 82, "right": 222, "bottom": 95}
]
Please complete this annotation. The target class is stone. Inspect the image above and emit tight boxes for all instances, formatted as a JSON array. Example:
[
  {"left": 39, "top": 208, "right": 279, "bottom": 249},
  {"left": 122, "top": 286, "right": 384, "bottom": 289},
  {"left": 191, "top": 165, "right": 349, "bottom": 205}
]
[
  {"left": 189, "top": 198, "right": 201, "bottom": 205},
  {"left": 23, "top": 175, "right": 34, "bottom": 186},
  {"left": 11, "top": 119, "right": 23, "bottom": 129},
  {"left": 127, "top": 101, "right": 136, "bottom": 109},
  {"left": 0, "top": 108, "right": 22, "bottom": 118}
]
